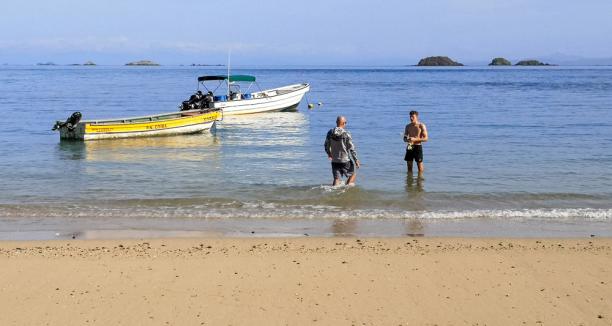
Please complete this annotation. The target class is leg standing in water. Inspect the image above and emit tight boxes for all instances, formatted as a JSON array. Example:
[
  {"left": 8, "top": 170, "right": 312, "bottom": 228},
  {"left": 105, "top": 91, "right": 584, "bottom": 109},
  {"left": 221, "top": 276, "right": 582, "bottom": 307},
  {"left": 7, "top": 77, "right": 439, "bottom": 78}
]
[
  {"left": 404, "top": 110, "right": 428, "bottom": 174},
  {"left": 324, "top": 116, "right": 360, "bottom": 186}
]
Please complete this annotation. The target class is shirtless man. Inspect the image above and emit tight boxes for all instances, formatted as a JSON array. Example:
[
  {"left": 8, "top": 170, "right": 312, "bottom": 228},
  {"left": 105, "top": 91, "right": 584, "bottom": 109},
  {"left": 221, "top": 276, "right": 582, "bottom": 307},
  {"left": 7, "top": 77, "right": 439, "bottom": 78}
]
[{"left": 403, "top": 110, "right": 428, "bottom": 173}]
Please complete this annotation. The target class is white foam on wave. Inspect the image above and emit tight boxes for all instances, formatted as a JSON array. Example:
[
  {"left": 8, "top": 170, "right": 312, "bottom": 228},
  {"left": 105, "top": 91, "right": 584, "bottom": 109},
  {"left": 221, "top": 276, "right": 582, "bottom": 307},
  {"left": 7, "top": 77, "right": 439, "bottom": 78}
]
[
  {"left": 313, "top": 184, "right": 351, "bottom": 193},
  {"left": 412, "top": 208, "right": 612, "bottom": 220},
  {"left": 1, "top": 204, "right": 611, "bottom": 221}
]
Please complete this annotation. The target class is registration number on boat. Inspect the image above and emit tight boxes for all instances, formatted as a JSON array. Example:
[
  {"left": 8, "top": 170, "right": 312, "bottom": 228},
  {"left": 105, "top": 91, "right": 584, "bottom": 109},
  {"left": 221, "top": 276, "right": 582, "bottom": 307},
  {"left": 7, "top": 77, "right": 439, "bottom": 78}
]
[{"left": 146, "top": 123, "right": 168, "bottom": 130}]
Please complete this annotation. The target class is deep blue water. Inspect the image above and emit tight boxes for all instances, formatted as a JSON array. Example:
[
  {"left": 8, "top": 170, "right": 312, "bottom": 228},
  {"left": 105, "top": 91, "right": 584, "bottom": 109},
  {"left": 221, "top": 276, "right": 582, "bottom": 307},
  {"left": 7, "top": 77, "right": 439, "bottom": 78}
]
[{"left": 1, "top": 66, "right": 611, "bottom": 237}]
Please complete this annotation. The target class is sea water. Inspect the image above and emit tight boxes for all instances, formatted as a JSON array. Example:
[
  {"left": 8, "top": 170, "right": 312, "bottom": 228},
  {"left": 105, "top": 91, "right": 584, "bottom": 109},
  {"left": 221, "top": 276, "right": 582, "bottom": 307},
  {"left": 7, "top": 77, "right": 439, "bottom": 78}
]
[{"left": 1, "top": 66, "right": 611, "bottom": 239}]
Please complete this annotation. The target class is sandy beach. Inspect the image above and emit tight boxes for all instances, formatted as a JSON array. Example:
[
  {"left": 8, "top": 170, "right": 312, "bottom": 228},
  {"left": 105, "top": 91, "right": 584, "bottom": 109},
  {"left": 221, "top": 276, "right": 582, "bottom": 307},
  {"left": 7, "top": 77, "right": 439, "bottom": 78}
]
[{"left": 1, "top": 237, "right": 611, "bottom": 325}]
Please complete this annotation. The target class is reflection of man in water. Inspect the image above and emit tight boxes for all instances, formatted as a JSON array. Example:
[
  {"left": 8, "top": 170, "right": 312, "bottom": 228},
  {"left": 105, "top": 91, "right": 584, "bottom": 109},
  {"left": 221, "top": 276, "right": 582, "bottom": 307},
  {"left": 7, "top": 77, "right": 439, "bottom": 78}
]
[
  {"left": 324, "top": 116, "right": 360, "bottom": 186},
  {"left": 404, "top": 110, "right": 428, "bottom": 173},
  {"left": 405, "top": 173, "right": 424, "bottom": 193},
  {"left": 331, "top": 219, "right": 357, "bottom": 236},
  {"left": 405, "top": 218, "right": 424, "bottom": 237}
]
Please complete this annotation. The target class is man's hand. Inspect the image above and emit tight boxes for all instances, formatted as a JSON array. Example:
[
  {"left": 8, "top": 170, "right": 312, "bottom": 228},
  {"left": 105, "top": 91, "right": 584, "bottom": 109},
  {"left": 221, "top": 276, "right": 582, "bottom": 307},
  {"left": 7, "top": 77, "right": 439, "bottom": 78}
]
[
  {"left": 355, "top": 160, "right": 361, "bottom": 168},
  {"left": 328, "top": 155, "right": 332, "bottom": 161}
]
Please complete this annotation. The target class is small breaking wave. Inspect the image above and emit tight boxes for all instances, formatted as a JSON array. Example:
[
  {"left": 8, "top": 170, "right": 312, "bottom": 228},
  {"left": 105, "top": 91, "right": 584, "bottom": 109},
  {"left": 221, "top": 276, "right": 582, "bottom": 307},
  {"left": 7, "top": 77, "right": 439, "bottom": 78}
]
[{"left": 0, "top": 201, "right": 610, "bottom": 221}]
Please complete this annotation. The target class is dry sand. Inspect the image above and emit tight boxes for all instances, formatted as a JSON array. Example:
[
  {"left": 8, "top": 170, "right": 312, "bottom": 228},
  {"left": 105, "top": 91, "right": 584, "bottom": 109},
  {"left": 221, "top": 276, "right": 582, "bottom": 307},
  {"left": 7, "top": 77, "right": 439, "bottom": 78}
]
[{"left": 1, "top": 237, "right": 611, "bottom": 325}]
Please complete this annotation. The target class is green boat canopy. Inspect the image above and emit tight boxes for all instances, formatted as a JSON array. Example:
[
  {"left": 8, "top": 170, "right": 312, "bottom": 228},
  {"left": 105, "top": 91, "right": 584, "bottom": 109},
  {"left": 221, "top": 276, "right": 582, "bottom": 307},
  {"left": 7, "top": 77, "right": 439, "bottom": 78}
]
[{"left": 198, "top": 75, "right": 256, "bottom": 82}]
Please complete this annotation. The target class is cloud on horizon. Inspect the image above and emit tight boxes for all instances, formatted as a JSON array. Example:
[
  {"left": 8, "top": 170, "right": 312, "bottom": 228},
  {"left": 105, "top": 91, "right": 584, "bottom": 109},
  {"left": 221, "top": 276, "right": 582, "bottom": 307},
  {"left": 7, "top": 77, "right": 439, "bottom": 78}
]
[{"left": 0, "top": 36, "right": 371, "bottom": 65}]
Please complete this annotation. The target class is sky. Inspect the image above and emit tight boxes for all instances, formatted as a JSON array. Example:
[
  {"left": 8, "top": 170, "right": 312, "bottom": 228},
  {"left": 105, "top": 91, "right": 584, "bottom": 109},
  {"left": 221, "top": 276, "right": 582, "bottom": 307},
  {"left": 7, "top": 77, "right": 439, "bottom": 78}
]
[{"left": 1, "top": 0, "right": 611, "bottom": 65}]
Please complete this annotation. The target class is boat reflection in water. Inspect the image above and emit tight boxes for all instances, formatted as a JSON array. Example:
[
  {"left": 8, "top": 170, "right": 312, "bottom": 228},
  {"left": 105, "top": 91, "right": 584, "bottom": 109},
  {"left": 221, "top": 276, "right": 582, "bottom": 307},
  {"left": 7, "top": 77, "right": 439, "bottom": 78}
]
[
  {"left": 218, "top": 111, "right": 308, "bottom": 146},
  {"left": 216, "top": 112, "right": 310, "bottom": 173},
  {"left": 57, "top": 132, "right": 221, "bottom": 163}
]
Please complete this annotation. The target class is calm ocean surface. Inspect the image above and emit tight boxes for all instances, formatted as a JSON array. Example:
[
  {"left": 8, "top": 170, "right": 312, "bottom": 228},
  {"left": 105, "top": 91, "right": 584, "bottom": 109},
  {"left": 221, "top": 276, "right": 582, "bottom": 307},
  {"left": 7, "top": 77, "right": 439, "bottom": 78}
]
[{"left": 1, "top": 66, "right": 611, "bottom": 238}]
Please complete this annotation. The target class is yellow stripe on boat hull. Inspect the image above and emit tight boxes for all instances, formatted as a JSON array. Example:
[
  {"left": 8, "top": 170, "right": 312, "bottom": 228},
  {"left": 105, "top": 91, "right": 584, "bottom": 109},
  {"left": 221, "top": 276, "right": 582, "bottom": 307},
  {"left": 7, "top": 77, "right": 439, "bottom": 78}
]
[{"left": 85, "top": 111, "right": 221, "bottom": 134}]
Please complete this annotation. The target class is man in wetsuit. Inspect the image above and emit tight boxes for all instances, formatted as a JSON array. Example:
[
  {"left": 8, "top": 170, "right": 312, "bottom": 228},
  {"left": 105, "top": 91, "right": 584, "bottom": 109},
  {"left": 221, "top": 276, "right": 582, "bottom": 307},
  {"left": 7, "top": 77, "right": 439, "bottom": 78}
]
[
  {"left": 324, "top": 116, "right": 360, "bottom": 186},
  {"left": 404, "top": 110, "right": 428, "bottom": 173}
]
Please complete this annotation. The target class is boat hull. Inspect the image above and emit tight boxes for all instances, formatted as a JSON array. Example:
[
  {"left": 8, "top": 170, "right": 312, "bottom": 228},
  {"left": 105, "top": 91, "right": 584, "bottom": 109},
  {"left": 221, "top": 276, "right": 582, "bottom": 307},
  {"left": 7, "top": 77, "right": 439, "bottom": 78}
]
[
  {"left": 58, "top": 110, "right": 221, "bottom": 141},
  {"left": 214, "top": 83, "right": 309, "bottom": 115}
]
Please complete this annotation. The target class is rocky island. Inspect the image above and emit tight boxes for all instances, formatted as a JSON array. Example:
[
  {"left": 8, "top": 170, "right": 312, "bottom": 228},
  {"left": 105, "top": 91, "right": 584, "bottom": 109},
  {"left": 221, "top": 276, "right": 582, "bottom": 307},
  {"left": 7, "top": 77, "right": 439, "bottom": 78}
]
[
  {"left": 417, "top": 56, "right": 463, "bottom": 66},
  {"left": 515, "top": 60, "right": 553, "bottom": 66},
  {"left": 67, "top": 61, "right": 97, "bottom": 66},
  {"left": 489, "top": 57, "right": 512, "bottom": 66},
  {"left": 125, "top": 60, "right": 160, "bottom": 66}
]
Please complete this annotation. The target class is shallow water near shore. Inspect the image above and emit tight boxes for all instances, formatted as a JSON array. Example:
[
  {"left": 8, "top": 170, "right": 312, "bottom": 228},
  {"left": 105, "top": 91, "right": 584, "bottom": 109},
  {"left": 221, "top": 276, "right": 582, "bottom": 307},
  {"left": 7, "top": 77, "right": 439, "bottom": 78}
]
[{"left": 1, "top": 65, "right": 611, "bottom": 239}]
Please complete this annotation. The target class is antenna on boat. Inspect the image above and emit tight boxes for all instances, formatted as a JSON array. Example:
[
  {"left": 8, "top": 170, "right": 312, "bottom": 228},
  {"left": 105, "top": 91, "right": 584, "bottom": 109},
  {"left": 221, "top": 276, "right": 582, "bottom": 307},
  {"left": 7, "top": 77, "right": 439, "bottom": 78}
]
[{"left": 227, "top": 49, "right": 231, "bottom": 99}]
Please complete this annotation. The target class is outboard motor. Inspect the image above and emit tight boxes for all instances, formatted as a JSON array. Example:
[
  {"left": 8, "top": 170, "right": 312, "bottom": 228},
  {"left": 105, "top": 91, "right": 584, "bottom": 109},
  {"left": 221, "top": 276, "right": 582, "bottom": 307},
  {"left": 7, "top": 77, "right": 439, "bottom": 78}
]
[
  {"left": 181, "top": 91, "right": 205, "bottom": 111},
  {"left": 180, "top": 100, "right": 194, "bottom": 111},
  {"left": 52, "top": 112, "right": 82, "bottom": 131}
]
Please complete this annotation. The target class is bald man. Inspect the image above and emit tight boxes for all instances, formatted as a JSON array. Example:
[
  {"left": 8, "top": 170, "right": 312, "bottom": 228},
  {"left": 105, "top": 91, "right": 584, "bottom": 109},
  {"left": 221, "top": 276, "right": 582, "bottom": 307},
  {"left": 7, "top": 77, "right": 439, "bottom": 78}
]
[{"left": 324, "top": 116, "right": 360, "bottom": 186}]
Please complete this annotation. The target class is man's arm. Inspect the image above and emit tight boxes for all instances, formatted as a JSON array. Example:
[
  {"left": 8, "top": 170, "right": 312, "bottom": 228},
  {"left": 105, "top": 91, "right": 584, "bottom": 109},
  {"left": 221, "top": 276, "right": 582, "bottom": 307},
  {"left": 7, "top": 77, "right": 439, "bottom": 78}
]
[
  {"left": 419, "top": 123, "right": 428, "bottom": 142},
  {"left": 324, "top": 130, "right": 332, "bottom": 158},
  {"left": 345, "top": 133, "right": 360, "bottom": 167}
]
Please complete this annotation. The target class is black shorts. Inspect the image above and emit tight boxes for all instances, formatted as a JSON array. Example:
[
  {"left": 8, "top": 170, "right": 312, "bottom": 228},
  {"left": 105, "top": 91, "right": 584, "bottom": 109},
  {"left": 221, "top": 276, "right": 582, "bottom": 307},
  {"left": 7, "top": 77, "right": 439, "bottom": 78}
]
[
  {"left": 404, "top": 145, "right": 423, "bottom": 163},
  {"left": 331, "top": 161, "right": 355, "bottom": 179}
]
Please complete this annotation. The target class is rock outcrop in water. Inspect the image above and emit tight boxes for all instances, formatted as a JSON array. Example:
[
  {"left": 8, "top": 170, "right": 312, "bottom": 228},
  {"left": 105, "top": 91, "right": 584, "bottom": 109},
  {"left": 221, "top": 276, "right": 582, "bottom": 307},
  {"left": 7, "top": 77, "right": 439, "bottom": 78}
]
[
  {"left": 515, "top": 60, "right": 552, "bottom": 66},
  {"left": 417, "top": 56, "right": 463, "bottom": 66},
  {"left": 489, "top": 57, "right": 512, "bottom": 66},
  {"left": 125, "top": 60, "right": 160, "bottom": 66},
  {"left": 190, "top": 63, "right": 224, "bottom": 67},
  {"left": 83, "top": 61, "right": 96, "bottom": 66}
]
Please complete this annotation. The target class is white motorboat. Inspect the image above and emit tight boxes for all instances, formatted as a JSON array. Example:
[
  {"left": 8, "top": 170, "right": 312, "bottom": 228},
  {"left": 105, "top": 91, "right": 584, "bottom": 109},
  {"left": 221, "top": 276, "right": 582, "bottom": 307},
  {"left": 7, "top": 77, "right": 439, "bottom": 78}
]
[{"left": 180, "top": 75, "right": 310, "bottom": 115}]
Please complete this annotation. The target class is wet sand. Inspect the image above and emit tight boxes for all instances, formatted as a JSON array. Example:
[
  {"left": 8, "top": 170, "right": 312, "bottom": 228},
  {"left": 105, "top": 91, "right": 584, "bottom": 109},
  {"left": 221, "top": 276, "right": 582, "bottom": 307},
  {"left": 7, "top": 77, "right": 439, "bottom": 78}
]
[{"left": 1, "top": 237, "right": 611, "bottom": 325}]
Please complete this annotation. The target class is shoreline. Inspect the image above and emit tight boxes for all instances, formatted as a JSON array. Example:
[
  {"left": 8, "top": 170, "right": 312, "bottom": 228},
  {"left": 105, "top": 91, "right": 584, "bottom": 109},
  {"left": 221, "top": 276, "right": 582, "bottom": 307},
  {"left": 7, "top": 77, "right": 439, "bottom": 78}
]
[
  {"left": 2, "top": 237, "right": 611, "bottom": 325},
  {"left": 2, "top": 217, "right": 612, "bottom": 241}
]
